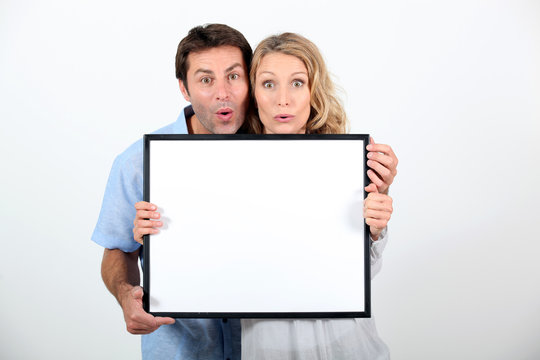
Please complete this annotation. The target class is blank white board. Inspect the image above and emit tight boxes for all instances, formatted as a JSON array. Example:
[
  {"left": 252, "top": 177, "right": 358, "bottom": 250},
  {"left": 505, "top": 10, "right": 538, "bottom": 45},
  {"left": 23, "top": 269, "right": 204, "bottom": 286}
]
[{"left": 143, "top": 134, "right": 370, "bottom": 318}]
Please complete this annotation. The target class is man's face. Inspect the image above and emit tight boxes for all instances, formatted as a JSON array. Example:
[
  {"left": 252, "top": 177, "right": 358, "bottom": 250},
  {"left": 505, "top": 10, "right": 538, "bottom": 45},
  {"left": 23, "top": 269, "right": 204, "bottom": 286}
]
[{"left": 179, "top": 46, "right": 249, "bottom": 134}]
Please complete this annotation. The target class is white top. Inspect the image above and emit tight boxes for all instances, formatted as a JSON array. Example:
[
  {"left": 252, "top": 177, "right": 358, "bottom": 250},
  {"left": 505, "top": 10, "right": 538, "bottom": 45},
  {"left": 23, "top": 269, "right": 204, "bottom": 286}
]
[{"left": 241, "top": 229, "right": 390, "bottom": 360}]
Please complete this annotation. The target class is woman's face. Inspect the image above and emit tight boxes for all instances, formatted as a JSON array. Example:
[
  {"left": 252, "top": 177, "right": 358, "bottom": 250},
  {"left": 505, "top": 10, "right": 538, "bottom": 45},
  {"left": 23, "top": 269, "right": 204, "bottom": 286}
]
[{"left": 254, "top": 53, "right": 311, "bottom": 134}]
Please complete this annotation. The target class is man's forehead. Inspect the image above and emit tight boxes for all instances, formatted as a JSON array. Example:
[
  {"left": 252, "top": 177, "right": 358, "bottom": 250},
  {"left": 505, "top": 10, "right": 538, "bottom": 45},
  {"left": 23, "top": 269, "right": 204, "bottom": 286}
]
[{"left": 187, "top": 46, "right": 246, "bottom": 74}]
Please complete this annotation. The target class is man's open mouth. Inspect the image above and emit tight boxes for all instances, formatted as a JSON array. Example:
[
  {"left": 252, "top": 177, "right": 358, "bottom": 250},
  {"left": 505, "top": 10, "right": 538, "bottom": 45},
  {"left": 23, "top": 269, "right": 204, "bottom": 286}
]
[{"left": 216, "top": 108, "right": 233, "bottom": 121}]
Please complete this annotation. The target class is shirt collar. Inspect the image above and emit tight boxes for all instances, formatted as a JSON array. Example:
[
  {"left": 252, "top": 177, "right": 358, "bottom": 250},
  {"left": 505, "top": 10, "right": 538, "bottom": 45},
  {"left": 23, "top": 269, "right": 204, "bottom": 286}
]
[{"left": 172, "top": 105, "right": 193, "bottom": 134}]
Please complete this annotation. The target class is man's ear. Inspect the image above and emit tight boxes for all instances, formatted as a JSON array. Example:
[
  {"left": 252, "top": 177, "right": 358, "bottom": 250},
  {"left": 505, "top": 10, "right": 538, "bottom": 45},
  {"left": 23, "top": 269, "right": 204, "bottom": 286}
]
[{"left": 178, "top": 80, "right": 190, "bottom": 102}]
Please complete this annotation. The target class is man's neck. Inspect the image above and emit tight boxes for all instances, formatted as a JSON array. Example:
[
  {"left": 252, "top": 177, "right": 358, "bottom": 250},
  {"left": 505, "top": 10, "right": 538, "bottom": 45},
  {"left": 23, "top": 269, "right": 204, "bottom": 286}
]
[{"left": 187, "top": 114, "right": 211, "bottom": 135}]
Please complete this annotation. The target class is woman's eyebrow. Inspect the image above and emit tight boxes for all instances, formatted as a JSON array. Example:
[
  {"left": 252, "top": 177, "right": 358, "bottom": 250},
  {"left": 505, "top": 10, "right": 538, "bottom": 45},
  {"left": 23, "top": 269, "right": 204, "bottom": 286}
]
[{"left": 258, "top": 71, "right": 308, "bottom": 76}]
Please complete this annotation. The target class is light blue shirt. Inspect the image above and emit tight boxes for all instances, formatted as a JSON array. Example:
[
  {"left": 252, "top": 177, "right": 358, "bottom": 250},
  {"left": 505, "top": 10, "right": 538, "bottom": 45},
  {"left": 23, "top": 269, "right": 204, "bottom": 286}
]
[{"left": 92, "top": 106, "right": 241, "bottom": 360}]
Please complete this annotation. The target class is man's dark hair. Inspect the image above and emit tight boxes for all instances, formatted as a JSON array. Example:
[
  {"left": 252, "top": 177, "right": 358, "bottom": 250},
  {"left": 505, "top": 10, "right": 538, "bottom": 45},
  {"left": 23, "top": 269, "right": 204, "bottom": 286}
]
[{"left": 175, "top": 24, "right": 252, "bottom": 92}]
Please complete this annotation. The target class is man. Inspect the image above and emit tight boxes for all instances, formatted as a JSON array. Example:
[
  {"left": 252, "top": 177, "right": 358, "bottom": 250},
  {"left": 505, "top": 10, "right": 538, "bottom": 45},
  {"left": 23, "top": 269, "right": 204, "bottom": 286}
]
[
  {"left": 92, "top": 24, "right": 252, "bottom": 360},
  {"left": 93, "top": 23, "right": 398, "bottom": 360}
]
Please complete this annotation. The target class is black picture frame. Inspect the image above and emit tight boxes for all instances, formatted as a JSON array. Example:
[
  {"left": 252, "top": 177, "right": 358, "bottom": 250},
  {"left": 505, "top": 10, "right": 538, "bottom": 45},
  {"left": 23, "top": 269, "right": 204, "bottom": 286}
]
[{"left": 143, "top": 134, "right": 371, "bottom": 318}]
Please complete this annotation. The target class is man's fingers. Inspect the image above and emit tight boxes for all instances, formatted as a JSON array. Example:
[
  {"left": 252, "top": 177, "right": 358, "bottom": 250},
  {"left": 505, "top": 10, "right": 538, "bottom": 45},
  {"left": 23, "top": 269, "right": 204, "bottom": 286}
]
[
  {"left": 135, "top": 210, "right": 161, "bottom": 221},
  {"left": 133, "top": 231, "right": 151, "bottom": 245},
  {"left": 156, "top": 317, "right": 176, "bottom": 326},
  {"left": 135, "top": 201, "right": 158, "bottom": 211},
  {"left": 367, "top": 160, "right": 391, "bottom": 179},
  {"left": 366, "top": 143, "right": 396, "bottom": 159},
  {"left": 367, "top": 152, "right": 396, "bottom": 170},
  {"left": 133, "top": 216, "right": 162, "bottom": 244},
  {"left": 126, "top": 314, "right": 161, "bottom": 334},
  {"left": 124, "top": 287, "right": 174, "bottom": 334},
  {"left": 368, "top": 160, "right": 395, "bottom": 190},
  {"left": 134, "top": 227, "right": 159, "bottom": 237},
  {"left": 127, "top": 312, "right": 174, "bottom": 334},
  {"left": 367, "top": 169, "right": 384, "bottom": 188},
  {"left": 133, "top": 223, "right": 159, "bottom": 244},
  {"left": 137, "top": 219, "right": 163, "bottom": 228}
]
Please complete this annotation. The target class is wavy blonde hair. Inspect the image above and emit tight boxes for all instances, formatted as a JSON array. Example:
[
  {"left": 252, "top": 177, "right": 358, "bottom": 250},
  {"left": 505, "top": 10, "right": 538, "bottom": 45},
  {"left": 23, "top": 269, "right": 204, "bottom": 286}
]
[{"left": 244, "top": 33, "right": 349, "bottom": 134}]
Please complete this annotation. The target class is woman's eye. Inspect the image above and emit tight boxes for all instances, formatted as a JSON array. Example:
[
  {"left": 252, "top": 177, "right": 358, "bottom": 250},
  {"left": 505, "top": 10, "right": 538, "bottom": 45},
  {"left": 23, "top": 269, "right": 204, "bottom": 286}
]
[
  {"left": 292, "top": 80, "right": 304, "bottom": 87},
  {"left": 263, "top": 81, "right": 274, "bottom": 89},
  {"left": 229, "top": 73, "right": 239, "bottom": 80},
  {"left": 201, "top": 77, "right": 212, "bottom": 84}
]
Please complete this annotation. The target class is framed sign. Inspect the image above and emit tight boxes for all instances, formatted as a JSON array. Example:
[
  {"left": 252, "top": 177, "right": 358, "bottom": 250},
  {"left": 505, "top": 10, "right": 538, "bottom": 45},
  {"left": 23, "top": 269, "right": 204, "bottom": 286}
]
[{"left": 143, "top": 134, "right": 371, "bottom": 318}]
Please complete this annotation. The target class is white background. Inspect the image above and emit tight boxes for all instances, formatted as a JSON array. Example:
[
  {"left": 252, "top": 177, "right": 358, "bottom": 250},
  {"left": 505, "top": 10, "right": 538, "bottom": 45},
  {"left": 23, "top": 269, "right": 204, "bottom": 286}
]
[{"left": 1, "top": 0, "right": 539, "bottom": 359}]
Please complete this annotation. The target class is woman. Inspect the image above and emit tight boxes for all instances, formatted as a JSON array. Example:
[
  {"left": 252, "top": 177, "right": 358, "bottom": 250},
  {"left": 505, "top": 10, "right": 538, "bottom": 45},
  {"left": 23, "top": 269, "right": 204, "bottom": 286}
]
[
  {"left": 240, "top": 32, "right": 391, "bottom": 360},
  {"left": 134, "top": 33, "right": 394, "bottom": 359}
]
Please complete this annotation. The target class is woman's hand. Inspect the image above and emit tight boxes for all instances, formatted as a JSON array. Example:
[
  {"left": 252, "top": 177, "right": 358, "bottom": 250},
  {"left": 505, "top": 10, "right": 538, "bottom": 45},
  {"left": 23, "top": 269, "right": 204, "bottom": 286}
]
[
  {"left": 133, "top": 201, "right": 162, "bottom": 245},
  {"left": 364, "top": 183, "right": 393, "bottom": 241}
]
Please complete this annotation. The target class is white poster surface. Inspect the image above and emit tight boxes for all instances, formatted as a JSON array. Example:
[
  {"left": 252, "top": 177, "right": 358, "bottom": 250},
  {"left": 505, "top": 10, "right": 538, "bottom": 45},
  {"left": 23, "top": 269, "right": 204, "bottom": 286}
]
[{"left": 145, "top": 136, "right": 369, "bottom": 317}]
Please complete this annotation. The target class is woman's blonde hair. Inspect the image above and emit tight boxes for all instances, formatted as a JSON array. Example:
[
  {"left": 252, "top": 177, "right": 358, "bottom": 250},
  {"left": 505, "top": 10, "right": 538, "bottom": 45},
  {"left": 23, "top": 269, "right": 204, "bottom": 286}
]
[{"left": 245, "top": 32, "right": 349, "bottom": 134}]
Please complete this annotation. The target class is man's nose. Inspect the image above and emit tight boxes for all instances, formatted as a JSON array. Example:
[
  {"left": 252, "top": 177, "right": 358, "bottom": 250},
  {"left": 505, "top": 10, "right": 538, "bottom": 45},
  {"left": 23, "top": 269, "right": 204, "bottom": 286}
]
[{"left": 215, "top": 80, "right": 230, "bottom": 101}]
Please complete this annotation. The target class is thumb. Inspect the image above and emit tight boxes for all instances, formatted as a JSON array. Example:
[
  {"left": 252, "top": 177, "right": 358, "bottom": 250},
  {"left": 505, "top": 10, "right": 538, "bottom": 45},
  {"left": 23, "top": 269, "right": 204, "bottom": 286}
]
[
  {"left": 156, "top": 317, "right": 176, "bottom": 326},
  {"left": 370, "top": 136, "right": 375, "bottom": 145},
  {"left": 364, "top": 183, "right": 379, "bottom": 193}
]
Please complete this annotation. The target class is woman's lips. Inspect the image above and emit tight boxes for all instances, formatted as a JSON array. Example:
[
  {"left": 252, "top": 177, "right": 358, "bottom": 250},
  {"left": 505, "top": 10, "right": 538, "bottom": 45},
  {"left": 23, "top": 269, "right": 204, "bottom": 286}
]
[
  {"left": 216, "top": 108, "right": 233, "bottom": 121},
  {"left": 274, "top": 114, "right": 295, "bottom": 123}
]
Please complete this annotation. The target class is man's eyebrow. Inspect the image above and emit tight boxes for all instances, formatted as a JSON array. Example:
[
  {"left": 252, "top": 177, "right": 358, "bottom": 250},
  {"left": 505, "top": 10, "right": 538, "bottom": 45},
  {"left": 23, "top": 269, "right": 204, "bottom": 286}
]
[
  {"left": 194, "top": 68, "right": 214, "bottom": 76},
  {"left": 225, "top": 63, "right": 243, "bottom": 73}
]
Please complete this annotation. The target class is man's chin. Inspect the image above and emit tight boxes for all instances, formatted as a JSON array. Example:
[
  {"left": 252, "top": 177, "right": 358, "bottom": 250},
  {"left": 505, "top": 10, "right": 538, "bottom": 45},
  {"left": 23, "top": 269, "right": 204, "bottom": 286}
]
[{"left": 211, "top": 122, "right": 243, "bottom": 135}]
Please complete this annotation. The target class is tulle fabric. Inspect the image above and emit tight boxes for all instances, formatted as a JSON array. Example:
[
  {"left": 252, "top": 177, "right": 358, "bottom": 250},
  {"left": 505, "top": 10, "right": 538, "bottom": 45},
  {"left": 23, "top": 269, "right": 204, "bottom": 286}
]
[{"left": 241, "top": 317, "right": 390, "bottom": 360}]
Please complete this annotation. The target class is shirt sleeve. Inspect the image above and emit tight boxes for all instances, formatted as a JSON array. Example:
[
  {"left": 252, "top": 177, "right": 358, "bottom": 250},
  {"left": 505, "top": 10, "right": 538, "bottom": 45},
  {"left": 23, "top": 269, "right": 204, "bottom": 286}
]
[
  {"left": 91, "top": 141, "right": 144, "bottom": 253},
  {"left": 369, "top": 227, "right": 388, "bottom": 279}
]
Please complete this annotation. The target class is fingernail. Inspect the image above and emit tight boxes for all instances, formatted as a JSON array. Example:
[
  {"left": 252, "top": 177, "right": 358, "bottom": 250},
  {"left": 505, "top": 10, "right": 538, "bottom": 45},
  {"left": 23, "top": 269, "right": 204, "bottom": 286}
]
[
  {"left": 152, "top": 229, "right": 159, "bottom": 234},
  {"left": 151, "top": 205, "right": 156, "bottom": 210},
  {"left": 366, "top": 145, "right": 373, "bottom": 150},
  {"left": 153, "top": 212, "right": 159, "bottom": 218},
  {"left": 367, "top": 152, "right": 373, "bottom": 159},
  {"left": 156, "top": 221, "right": 162, "bottom": 226}
]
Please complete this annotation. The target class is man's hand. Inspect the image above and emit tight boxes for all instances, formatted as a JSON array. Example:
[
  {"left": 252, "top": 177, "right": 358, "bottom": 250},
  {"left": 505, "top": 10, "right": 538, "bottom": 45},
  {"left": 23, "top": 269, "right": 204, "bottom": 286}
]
[
  {"left": 364, "top": 183, "right": 393, "bottom": 241},
  {"left": 101, "top": 249, "right": 175, "bottom": 335},
  {"left": 366, "top": 137, "right": 398, "bottom": 194},
  {"left": 133, "top": 201, "right": 162, "bottom": 245},
  {"left": 119, "top": 285, "right": 175, "bottom": 335}
]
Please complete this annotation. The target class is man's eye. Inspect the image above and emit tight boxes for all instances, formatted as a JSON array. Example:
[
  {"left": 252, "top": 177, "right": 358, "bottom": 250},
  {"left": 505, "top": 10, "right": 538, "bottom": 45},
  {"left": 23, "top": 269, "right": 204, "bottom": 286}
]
[
  {"left": 229, "top": 73, "right": 239, "bottom": 80},
  {"left": 292, "top": 80, "right": 304, "bottom": 88},
  {"left": 263, "top": 81, "right": 274, "bottom": 89},
  {"left": 201, "top": 77, "right": 212, "bottom": 84}
]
